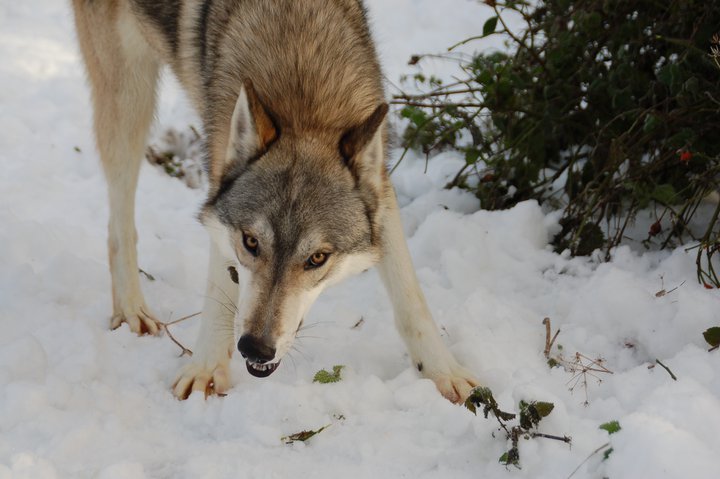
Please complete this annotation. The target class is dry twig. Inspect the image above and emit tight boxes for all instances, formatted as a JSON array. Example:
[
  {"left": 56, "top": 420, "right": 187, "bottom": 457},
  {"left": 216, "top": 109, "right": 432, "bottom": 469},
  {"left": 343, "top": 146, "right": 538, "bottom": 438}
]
[
  {"left": 566, "top": 442, "right": 611, "bottom": 479},
  {"left": 654, "top": 359, "right": 678, "bottom": 381},
  {"left": 542, "top": 320, "right": 613, "bottom": 405},
  {"left": 564, "top": 353, "right": 613, "bottom": 406},
  {"left": 654, "top": 275, "right": 685, "bottom": 297},
  {"left": 543, "top": 317, "right": 560, "bottom": 359},
  {"left": 157, "top": 311, "right": 201, "bottom": 357},
  {"left": 530, "top": 432, "right": 572, "bottom": 443},
  {"left": 138, "top": 268, "right": 155, "bottom": 281}
]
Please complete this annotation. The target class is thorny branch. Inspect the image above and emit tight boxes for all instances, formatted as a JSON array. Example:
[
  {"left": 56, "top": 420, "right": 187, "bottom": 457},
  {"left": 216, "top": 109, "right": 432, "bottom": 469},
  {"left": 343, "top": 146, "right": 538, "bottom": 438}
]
[
  {"left": 391, "top": 1, "right": 720, "bottom": 280},
  {"left": 695, "top": 199, "right": 720, "bottom": 288}
]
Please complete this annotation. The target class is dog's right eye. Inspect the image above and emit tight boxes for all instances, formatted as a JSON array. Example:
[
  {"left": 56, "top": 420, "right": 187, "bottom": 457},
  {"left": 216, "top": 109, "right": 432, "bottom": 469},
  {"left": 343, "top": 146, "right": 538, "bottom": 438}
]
[{"left": 243, "top": 233, "right": 259, "bottom": 256}]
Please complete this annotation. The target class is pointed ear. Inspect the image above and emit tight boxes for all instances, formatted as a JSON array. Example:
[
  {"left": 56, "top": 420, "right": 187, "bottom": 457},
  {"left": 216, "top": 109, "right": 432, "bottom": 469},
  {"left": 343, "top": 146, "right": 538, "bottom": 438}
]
[
  {"left": 339, "top": 103, "right": 388, "bottom": 186},
  {"left": 225, "top": 79, "right": 278, "bottom": 167},
  {"left": 340, "top": 103, "right": 388, "bottom": 162}
]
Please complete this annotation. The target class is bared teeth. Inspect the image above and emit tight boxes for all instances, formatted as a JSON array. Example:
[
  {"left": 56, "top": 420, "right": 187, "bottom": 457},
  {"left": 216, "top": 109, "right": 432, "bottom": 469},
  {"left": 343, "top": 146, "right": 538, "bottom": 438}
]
[{"left": 245, "top": 359, "right": 280, "bottom": 378}]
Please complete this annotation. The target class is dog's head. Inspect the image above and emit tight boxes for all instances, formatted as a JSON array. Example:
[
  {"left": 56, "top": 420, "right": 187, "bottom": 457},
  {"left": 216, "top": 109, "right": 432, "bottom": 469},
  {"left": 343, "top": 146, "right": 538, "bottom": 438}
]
[{"left": 200, "top": 80, "right": 387, "bottom": 377}]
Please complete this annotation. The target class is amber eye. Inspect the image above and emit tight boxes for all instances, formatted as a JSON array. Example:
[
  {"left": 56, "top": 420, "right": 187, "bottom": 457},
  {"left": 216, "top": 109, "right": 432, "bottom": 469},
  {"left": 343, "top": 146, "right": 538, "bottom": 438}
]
[
  {"left": 243, "top": 233, "right": 259, "bottom": 256},
  {"left": 306, "top": 252, "right": 328, "bottom": 269}
]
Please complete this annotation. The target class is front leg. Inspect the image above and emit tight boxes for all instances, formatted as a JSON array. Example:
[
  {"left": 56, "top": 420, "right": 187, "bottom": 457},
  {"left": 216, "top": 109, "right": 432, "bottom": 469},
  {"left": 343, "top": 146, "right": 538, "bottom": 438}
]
[
  {"left": 173, "top": 242, "right": 237, "bottom": 399},
  {"left": 377, "top": 191, "right": 479, "bottom": 403}
]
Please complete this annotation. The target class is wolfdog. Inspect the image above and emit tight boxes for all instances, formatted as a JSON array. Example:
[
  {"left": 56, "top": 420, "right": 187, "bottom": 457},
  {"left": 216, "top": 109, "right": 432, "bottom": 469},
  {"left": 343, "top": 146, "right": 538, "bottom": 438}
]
[{"left": 71, "top": 0, "right": 478, "bottom": 403}]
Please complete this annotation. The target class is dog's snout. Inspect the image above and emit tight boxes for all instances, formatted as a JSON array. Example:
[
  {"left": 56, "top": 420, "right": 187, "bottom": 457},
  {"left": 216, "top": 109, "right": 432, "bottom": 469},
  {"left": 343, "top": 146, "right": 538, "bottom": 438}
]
[{"left": 237, "top": 335, "right": 276, "bottom": 363}]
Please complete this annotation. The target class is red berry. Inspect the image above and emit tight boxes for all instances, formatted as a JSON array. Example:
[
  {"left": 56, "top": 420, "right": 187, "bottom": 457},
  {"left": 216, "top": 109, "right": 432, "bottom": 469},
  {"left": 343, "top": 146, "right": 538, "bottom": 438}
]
[
  {"left": 680, "top": 151, "right": 692, "bottom": 163},
  {"left": 481, "top": 173, "right": 495, "bottom": 183},
  {"left": 649, "top": 221, "right": 661, "bottom": 236}
]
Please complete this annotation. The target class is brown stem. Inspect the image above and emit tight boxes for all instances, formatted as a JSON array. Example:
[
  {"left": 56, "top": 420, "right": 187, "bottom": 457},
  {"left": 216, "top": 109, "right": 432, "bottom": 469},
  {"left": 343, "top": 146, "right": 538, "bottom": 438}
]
[
  {"left": 696, "top": 200, "right": 720, "bottom": 286},
  {"left": 390, "top": 100, "right": 484, "bottom": 108},
  {"left": 493, "top": 5, "right": 545, "bottom": 67},
  {"left": 530, "top": 432, "right": 572, "bottom": 443},
  {"left": 393, "top": 88, "right": 482, "bottom": 100},
  {"left": 567, "top": 443, "right": 611, "bottom": 479},
  {"left": 655, "top": 359, "right": 677, "bottom": 381}
]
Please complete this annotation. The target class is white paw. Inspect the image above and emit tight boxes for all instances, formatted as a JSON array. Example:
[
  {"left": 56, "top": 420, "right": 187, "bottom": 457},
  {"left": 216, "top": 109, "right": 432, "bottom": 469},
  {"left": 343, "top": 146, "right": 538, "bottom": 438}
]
[
  {"left": 172, "top": 360, "right": 231, "bottom": 400},
  {"left": 424, "top": 362, "right": 480, "bottom": 404},
  {"left": 110, "top": 306, "right": 161, "bottom": 336}
]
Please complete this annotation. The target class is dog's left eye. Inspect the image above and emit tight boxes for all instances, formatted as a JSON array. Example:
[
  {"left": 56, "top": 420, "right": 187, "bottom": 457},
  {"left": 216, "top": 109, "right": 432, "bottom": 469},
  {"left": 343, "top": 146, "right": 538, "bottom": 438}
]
[
  {"left": 305, "top": 252, "right": 329, "bottom": 269},
  {"left": 243, "top": 233, "right": 259, "bottom": 256}
]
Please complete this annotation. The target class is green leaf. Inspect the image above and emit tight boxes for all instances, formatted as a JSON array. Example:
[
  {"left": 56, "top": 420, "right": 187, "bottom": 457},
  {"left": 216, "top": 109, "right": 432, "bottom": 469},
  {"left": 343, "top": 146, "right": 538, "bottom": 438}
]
[
  {"left": 682, "top": 77, "right": 699, "bottom": 96},
  {"left": 499, "top": 447, "right": 520, "bottom": 467},
  {"left": 534, "top": 402, "right": 555, "bottom": 418},
  {"left": 603, "top": 447, "right": 614, "bottom": 460},
  {"left": 582, "top": 12, "right": 602, "bottom": 33},
  {"left": 465, "top": 148, "right": 481, "bottom": 166},
  {"left": 519, "top": 401, "right": 531, "bottom": 429},
  {"left": 703, "top": 327, "right": 720, "bottom": 348},
  {"left": 400, "top": 106, "right": 427, "bottom": 127},
  {"left": 282, "top": 424, "right": 330, "bottom": 444},
  {"left": 313, "top": 365, "right": 344, "bottom": 383},
  {"left": 657, "top": 63, "right": 681, "bottom": 91},
  {"left": 483, "top": 16, "right": 498, "bottom": 37},
  {"left": 519, "top": 400, "right": 555, "bottom": 430},
  {"left": 476, "top": 69, "right": 493, "bottom": 86},
  {"left": 497, "top": 409, "right": 517, "bottom": 421},
  {"left": 496, "top": 76, "right": 513, "bottom": 99},
  {"left": 428, "top": 75, "right": 443, "bottom": 88},
  {"left": 599, "top": 420, "right": 621, "bottom": 434},
  {"left": 464, "top": 386, "right": 494, "bottom": 416},
  {"left": 464, "top": 386, "right": 516, "bottom": 421},
  {"left": 643, "top": 114, "right": 661, "bottom": 133},
  {"left": 650, "top": 184, "right": 676, "bottom": 204},
  {"left": 575, "top": 223, "right": 605, "bottom": 256},
  {"left": 611, "top": 88, "right": 633, "bottom": 110}
]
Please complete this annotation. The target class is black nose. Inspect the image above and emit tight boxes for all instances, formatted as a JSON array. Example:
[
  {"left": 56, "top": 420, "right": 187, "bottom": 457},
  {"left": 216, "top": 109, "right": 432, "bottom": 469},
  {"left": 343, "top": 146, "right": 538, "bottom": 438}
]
[{"left": 237, "top": 335, "right": 276, "bottom": 363}]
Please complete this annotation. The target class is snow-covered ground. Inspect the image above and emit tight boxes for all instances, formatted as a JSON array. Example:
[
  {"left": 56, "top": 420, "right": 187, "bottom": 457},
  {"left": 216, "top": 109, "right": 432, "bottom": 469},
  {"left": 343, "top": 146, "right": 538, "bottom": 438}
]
[{"left": 1, "top": 2, "right": 719, "bottom": 478}]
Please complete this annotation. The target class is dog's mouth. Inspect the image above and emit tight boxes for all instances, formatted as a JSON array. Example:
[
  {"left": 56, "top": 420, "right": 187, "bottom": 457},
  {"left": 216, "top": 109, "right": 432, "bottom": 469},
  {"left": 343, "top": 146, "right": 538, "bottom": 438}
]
[{"left": 245, "top": 359, "right": 281, "bottom": 378}]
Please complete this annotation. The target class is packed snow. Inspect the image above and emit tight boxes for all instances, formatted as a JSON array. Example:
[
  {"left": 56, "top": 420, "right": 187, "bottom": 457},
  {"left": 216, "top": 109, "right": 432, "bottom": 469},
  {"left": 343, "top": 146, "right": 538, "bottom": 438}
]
[{"left": 1, "top": 1, "right": 719, "bottom": 478}]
